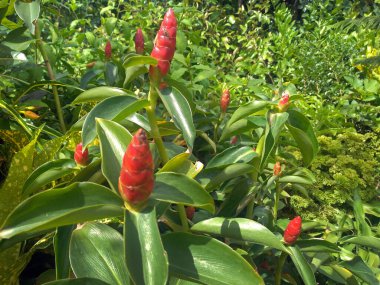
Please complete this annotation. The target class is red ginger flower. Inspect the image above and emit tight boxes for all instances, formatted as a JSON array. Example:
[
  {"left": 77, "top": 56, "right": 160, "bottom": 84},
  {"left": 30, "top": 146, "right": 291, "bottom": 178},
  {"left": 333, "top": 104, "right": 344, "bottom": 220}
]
[
  {"left": 186, "top": 206, "right": 195, "bottom": 220},
  {"left": 135, "top": 28, "right": 144, "bottom": 54},
  {"left": 220, "top": 89, "right": 230, "bottom": 113},
  {"left": 273, "top": 161, "right": 281, "bottom": 176},
  {"left": 284, "top": 216, "right": 302, "bottom": 245},
  {"left": 74, "top": 143, "right": 89, "bottom": 166},
  {"left": 149, "top": 8, "right": 177, "bottom": 81},
  {"left": 118, "top": 129, "right": 154, "bottom": 205},
  {"left": 105, "top": 40, "right": 112, "bottom": 60},
  {"left": 278, "top": 91, "right": 290, "bottom": 112}
]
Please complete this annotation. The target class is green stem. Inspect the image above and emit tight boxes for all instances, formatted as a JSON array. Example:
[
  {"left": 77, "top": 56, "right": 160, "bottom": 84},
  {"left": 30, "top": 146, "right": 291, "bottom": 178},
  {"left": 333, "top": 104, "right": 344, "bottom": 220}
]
[
  {"left": 273, "top": 180, "right": 281, "bottom": 223},
  {"left": 213, "top": 113, "right": 224, "bottom": 142},
  {"left": 34, "top": 20, "right": 66, "bottom": 133},
  {"left": 246, "top": 171, "right": 259, "bottom": 219},
  {"left": 146, "top": 85, "right": 169, "bottom": 164},
  {"left": 275, "top": 251, "right": 287, "bottom": 285},
  {"left": 178, "top": 204, "right": 189, "bottom": 231}
]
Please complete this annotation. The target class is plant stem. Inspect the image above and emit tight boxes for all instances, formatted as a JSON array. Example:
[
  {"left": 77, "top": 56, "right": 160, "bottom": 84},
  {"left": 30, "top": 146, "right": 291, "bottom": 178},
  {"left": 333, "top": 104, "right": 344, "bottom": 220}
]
[
  {"left": 246, "top": 171, "right": 259, "bottom": 219},
  {"left": 177, "top": 204, "right": 189, "bottom": 231},
  {"left": 146, "top": 85, "right": 169, "bottom": 164},
  {"left": 275, "top": 251, "right": 287, "bottom": 285},
  {"left": 273, "top": 180, "right": 281, "bottom": 223},
  {"left": 34, "top": 20, "right": 66, "bottom": 133},
  {"left": 213, "top": 113, "right": 224, "bottom": 142}
]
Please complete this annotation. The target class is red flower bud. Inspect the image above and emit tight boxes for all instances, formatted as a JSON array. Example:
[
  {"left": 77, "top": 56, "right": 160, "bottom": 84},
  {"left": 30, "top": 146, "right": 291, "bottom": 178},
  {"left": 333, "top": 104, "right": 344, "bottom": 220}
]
[
  {"left": 186, "top": 206, "right": 195, "bottom": 220},
  {"left": 135, "top": 28, "right": 144, "bottom": 54},
  {"left": 278, "top": 91, "right": 290, "bottom": 112},
  {"left": 149, "top": 8, "right": 177, "bottom": 81},
  {"left": 220, "top": 89, "right": 230, "bottom": 113},
  {"left": 118, "top": 129, "right": 154, "bottom": 205},
  {"left": 230, "top": 136, "right": 238, "bottom": 145},
  {"left": 284, "top": 216, "right": 302, "bottom": 245},
  {"left": 74, "top": 143, "right": 89, "bottom": 166},
  {"left": 273, "top": 161, "right": 281, "bottom": 176},
  {"left": 105, "top": 41, "right": 112, "bottom": 60}
]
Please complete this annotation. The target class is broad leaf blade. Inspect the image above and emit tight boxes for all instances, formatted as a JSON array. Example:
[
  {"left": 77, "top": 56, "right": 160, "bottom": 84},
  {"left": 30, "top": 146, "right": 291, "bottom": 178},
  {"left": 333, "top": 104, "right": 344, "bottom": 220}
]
[
  {"left": 162, "top": 232, "right": 264, "bottom": 285},
  {"left": 206, "top": 146, "right": 257, "bottom": 169},
  {"left": 228, "top": 100, "right": 269, "bottom": 126},
  {"left": 54, "top": 225, "right": 75, "bottom": 279},
  {"left": 191, "top": 217, "right": 287, "bottom": 252},
  {"left": 124, "top": 207, "right": 168, "bottom": 285},
  {"left": 288, "top": 246, "right": 317, "bottom": 285},
  {"left": 44, "top": 278, "right": 109, "bottom": 285},
  {"left": 340, "top": 256, "right": 378, "bottom": 285},
  {"left": 70, "top": 223, "right": 130, "bottom": 285},
  {"left": 158, "top": 87, "right": 196, "bottom": 150},
  {"left": 72, "top": 87, "right": 130, "bottom": 104}
]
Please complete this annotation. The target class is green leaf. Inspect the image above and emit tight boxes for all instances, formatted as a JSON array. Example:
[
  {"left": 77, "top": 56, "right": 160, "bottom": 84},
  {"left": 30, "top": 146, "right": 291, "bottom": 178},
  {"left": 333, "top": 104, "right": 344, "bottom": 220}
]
[
  {"left": 159, "top": 153, "right": 202, "bottom": 178},
  {"left": 54, "top": 225, "right": 75, "bottom": 279},
  {"left": 124, "top": 65, "right": 148, "bottom": 87},
  {"left": 158, "top": 87, "right": 196, "bottom": 150},
  {"left": 124, "top": 207, "right": 168, "bottom": 285},
  {"left": 0, "top": 99, "right": 32, "bottom": 138},
  {"left": 153, "top": 172, "right": 214, "bottom": 213},
  {"left": 165, "top": 77, "right": 195, "bottom": 110},
  {"left": 206, "top": 146, "right": 257, "bottom": 169},
  {"left": 278, "top": 175, "right": 314, "bottom": 185},
  {"left": 44, "top": 278, "right": 109, "bottom": 285},
  {"left": 2, "top": 26, "right": 33, "bottom": 51},
  {"left": 330, "top": 265, "right": 360, "bottom": 285},
  {"left": 14, "top": 0, "right": 40, "bottom": 34},
  {"left": 228, "top": 101, "right": 269, "bottom": 126},
  {"left": 0, "top": 182, "right": 123, "bottom": 246},
  {"left": 353, "top": 189, "right": 372, "bottom": 236},
  {"left": 193, "top": 69, "right": 216, "bottom": 83},
  {"left": 105, "top": 61, "right": 118, "bottom": 86},
  {"left": 260, "top": 112, "right": 289, "bottom": 171},
  {"left": 104, "top": 17, "right": 117, "bottom": 36},
  {"left": 71, "top": 86, "right": 132, "bottom": 104},
  {"left": 191, "top": 217, "right": 287, "bottom": 252},
  {"left": 123, "top": 55, "right": 157, "bottom": 68},
  {"left": 82, "top": 96, "right": 148, "bottom": 147},
  {"left": 22, "top": 159, "right": 77, "bottom": 196},
  {"left": 296, "top": 239, "right": 340, "bottom": 253},
  {"left": 70, "top": 222, "right": 130, "bottom": 285},
  {"left": 96, "top": 119, "right": 132, "bottom": 192},
  {"left": 201, "top": 163, "right": 255, "bottom": 191},
  {"left": 288, "top": 246, "right": 317, "bottom": 285},
  {"left": 339, "top": 256, "right": 378, "bottom": 285},
  {"left": 318, "top": 265, "right": 349, "bottom": 284},
  {"left": 340, "top": 235, "right": 380, "bottom": 251},
  {"left": 286, "top": 110, "right": 318, "bottom": 166},
  {"left": 219, "top": 118, "right": 257, "bottom": 142},
  {"left": 162, "top": 232, "right": 264, "bottom": 285}
]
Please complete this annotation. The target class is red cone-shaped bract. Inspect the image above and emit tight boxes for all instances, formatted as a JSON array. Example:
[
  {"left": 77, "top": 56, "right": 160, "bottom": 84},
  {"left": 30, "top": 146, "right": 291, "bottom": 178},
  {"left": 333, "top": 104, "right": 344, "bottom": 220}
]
[
  {"left": 220, "top": 89, "right": 230, "bottom": 113},
  {"left": 74, "top": 143, "right": 89, "bottom": 166},
  {"left": 105, "top": 41, "right": 112, "bottom": 60},
  {"left": 273, "top": 161, "right": 281, "bottom": 176},
  {"left": 149, "top": 8, "right": 177, "bottom": 81},
  {"left": 278, "top": 91, "right": 290, "bottom": 112},
  {"left": 135, "top": 28, "right": 144, "bottom": 54},
  {"left": 284, "top": 216, "right": 302, "bottom": 245},
  {"left": 186, "top": 206, "right": 195, "bottom": 220},
  {"left": 118, "top": 129, "right": 154, "bottom": 205}
]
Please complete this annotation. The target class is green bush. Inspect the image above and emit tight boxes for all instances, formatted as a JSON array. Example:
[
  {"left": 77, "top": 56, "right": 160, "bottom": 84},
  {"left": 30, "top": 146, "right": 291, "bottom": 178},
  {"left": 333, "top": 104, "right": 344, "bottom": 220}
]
[{"left": 290, "top": 129, "right": 380, "bottom": 221}]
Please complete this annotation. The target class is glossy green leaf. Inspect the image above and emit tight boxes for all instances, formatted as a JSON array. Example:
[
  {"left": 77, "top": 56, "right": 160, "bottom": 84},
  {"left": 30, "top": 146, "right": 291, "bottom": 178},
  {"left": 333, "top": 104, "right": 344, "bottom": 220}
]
[
  {"left": 329, "top": 265, "right": 360, "bottom": 285},
  {"left": 158, "top": 87, "right": 196, "bottom": 150},
  {"left": 14, "top": 0, "right": 40, "bottom": 34},
  {"left": 153, "top": 172, "right": 214, "bottom": 213},
  {"left": 44, "top": 278, "right": 109, "bottom": 285},
  {"left": 70, "top": 223, "right": 130, "bottom": 285},
  {"left": 363, "top": 201, "right": 380, "bottom": 217},
  {"left": 125, "top": 113, "right": 151, "bottom": 132},
  {"left": 0, "top": 182, "right": 123, "bottom": 245},
  {"left": 70, "top": 159, "right": 101, "bottom": 183},
  {"left": 339, "top": 256, "right": 378, "bottom": 285},
  {"left": 318, "top": 265, "right": 349, "bottom": 284},
  {"left": 228, "top": 101, "right": 269, "bottom": 126},
  {"left": 288, "top": 246, "right": 317, "bottom": 285},
  {"left": 159, "top": 153, "right": 202, "bottom": 178},
  {"left": 96, "top": 119, "right": 132, "bottom": 192},
  {"left": 191, "top": 217, "right": 287, "bottom": 252},
  {"left": 219, "top": 118, "right": 257, "bottom": 142},
  {"left": 353, "top": 189, "right": 372, "bottom": 236},
  {"left": 162, "top": 232, "right": 264, "bottom": 285},
  {"left": 104, "top": 17, "right": 117, "bottom": 36},
  {"left": 72, "top": 86, "right": 130, "bottom": 104},
  {"left": 296, "top": 239, "right": 340, "bottom": 253},
  {"left": 105, "top": 61, "right": 118, "bottom": 86},
  {"left": 123, "top": 55, "right": 157, "bottom": 68},
  {"left": 22, "top": 159, "right": 77, "bottom": 196},
  {"left": 3, "top": 26, "right": 33, "bottom": 51},
  {"left": 165, "top": 77, "right": 195, "bottom": 110},
  {"left": 206, "top": 146, "right": 257, "bottom": 169},
  {"left": 124, "top": 206, "right": 168, "bottom": 285},
  {"left": 82, "top": 96, "right": 148, "bottom": 147},
  {"left": 286, "top": 110, "right": 318, "bottom": 166},
  {"left": 340, "top": 235, "right": 380, "bottom": 251},
  {"left": 217, "top": 178, "right": 250, "bottom": 217},
  {"left": 54, "top": 225, "right": 75, "bottom": 279},
  {"left": 278, "top": 175, "right": 314, "bottom": 185},
  {"left": 124, "top": 65, "right": 148, "bottom": 87},
  {"left": 201, "top": 163, "right": 255, "bottom": 191},
  {"left": 260, "top": 112, "right": 288, "bottom": 171},
  {"left": 0, "top": 99, "right": 32, "bottom": 137}
]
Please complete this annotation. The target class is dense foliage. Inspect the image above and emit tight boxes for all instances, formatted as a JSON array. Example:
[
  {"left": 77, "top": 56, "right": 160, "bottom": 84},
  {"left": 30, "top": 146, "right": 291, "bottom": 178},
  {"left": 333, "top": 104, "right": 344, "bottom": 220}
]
[{"left": 0, "top": 0, "right": 379, "bottom": 284}]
